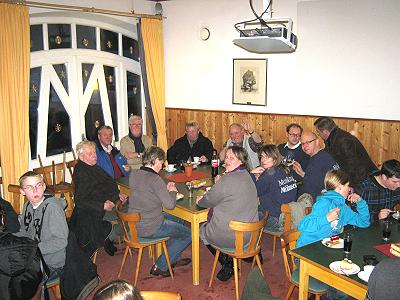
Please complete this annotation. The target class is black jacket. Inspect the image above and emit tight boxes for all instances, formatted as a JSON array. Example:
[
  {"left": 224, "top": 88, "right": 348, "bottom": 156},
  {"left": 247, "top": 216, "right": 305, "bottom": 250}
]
[
  {"left": 167, "top": 132, "right": 214, "bottom": 164},
  {"left": 0, "top": 233, "right": 42, "bottom": 300},
  {"left": 0, "top": 197, "right": 20, "bottom": 233},
  {"left": 325, "top": 127, "right": 377, "bottom": 186}
]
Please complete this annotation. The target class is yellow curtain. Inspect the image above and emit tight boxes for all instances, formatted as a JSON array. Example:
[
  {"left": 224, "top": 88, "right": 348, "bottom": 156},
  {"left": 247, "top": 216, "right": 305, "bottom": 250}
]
[
  {"left": 0, "top": 3, "right": 30, "bottom": 212},
  {"left": 141, "top": 18, "right": 168, "bottom": 151}
]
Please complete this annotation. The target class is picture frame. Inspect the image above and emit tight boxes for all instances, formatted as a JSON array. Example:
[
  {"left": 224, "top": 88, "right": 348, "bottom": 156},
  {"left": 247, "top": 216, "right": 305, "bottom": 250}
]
[{"left": 232, "top": 58, "right": 267, "bottom": 106}]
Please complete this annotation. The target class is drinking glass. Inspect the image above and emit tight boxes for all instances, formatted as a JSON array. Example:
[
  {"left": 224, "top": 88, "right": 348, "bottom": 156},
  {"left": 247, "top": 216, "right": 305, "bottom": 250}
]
[
  {"left": 186, "top": 181, "right": 193, "bottom": 198},
  {"left": 343, "top": 232, "right": 352, "bottom": 254},
  {"left": 382, "top": 220, "right": 392, "bottom": 241}
]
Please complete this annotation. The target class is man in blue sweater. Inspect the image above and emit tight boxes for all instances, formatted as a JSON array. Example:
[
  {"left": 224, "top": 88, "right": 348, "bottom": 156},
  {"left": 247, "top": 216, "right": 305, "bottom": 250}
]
[
  {"left": 293, "top": 131, "right": 339, "bottom": 199},
  {"left": 96, "top": 125, "right": 128, "bottom": 179}
]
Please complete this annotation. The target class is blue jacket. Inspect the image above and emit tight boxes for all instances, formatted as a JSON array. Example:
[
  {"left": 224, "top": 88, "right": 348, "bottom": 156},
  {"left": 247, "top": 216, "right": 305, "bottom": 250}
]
[
  {"left": 296, "top": 190, "right": 370, "bottom": 248},
  {"left": 96, "top": 144, "right": 129, "bottom": 178}
]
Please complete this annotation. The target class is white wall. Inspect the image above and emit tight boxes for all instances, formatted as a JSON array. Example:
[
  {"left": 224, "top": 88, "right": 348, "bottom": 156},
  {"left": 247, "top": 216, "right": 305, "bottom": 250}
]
[
  {"left": 161, "top": 0, "right": 400, "bottom": 121},
  {"left": 29, "top": 0, "right": 400, "bottom": 120}
]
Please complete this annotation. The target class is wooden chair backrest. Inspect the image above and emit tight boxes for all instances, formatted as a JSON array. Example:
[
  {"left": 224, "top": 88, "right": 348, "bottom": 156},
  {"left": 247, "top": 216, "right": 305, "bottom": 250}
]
[
  {"left": 281, "top": 203, "right": 292, "bottom": 232},
  {"left": 280, "top": 229, "right": 301, "bottom": 282},
  {"left": 228, "top": 212, "right": 268, "bottom": 257},
  {"left": 115, "top": 201, "right": 141, "bottom": 246},
  {"left": 35, "top": 154, "right": 73, "bottom": 188},
  {"left": 8, "top": 184, "right": 25, "bottom": 214},
  {"left": 140, "top": 291, "right": 181, "bottom": 300}
]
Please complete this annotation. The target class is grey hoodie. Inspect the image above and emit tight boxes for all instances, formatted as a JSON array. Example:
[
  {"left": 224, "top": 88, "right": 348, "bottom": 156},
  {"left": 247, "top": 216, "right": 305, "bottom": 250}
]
[{"left": 17, "top": 196, "right": 68, "bottom": 269}]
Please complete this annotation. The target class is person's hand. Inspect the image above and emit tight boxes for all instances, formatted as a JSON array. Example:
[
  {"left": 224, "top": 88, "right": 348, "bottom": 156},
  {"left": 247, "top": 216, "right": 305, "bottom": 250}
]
[
  {"left": 326, "top": 207, "right": 340, "bottom": 222},
  {"left": 199, "top": 155, "right": 208, "bottom": 163},
  {"left": 167, "top": 182, "right": 178, "bottom": 192},
  {"left": 119, "top": 193, "right": 128, "bottom": 203},
  {"left": 214, "top": 174, "right": 222, "bottom": 182},
  {"left": 251, "top": 166, "right": 265, "bottom": 174},
  {"left": 379, "top": 208, "right": 391, "bottom": 220},
  {"left": 347, "top": 192, "right": 361, "bottom": 203},
  {"left": 196, "top": 195, "right": 203, "bottom": 204},
  {"left": 122, "top": 164, "right": 130, "bottom": 172},
  {"left": 242, "top": 118, "right": 252, "bottom": 133},
  {"left": 104, "top": 200, "right": 115, "bottom": 211},
  {"left": 292, "top": 161, "right": 305, "bottom": 177},
  {"left": 125, "top": 151, "right": 136, "bottom": 159}
]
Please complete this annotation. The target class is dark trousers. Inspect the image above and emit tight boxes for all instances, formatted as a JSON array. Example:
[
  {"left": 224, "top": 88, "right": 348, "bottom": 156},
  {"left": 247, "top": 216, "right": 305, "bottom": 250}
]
[{"left": 206, "top": 245, "right": 233, "bottom": 269}]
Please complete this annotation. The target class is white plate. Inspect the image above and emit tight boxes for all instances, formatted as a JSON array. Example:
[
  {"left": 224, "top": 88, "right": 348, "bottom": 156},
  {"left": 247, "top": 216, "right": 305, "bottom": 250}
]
[
  {"left": 357, "top": 271, "right": 371, "bottom": 282},
  {"left": 176, "top": 193, "right": 184, "bottom": 200},
  {"left": 164, "top": 167, "right": 177, "bottom": 173},
  {"left": 321, "top": 237, "right": 344, "bottom": 249},
  {"left": 191, "top": 162, "right": 200, "bottom": 169},
  {"left": 329, "top": 261, "right": 360, "bottom": 275},
  {"left": 392, "top": 212, "right": 400, "bottom": 220}
]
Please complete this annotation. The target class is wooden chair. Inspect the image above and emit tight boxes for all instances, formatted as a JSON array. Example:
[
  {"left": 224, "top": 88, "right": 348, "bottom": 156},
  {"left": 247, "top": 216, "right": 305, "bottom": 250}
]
[
  {"left": 280, "top": 230, "right": 328, "bottom": 300},
  {"left": 263, "top": 204, "right": 292, "bottom": 257},
  {"left": 115, "top": 202, "right": 174, "bottom": 286},
  {"left": 35, "top": 154, "right": 74, "bottom": 218},
  {"left": 8, "top": 184, "right": 25, "bottom": 214},
  {"left": 140, "top": 291, "right": 181, "bottom": 300},
  {"left": 208, "top": 214, "right": 267, "bottom": 300}
]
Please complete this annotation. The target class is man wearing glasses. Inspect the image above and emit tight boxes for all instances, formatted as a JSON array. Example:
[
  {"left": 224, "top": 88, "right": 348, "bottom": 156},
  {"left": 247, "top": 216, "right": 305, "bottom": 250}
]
[
  {"left": 292, "top": 131, "right": 339, "bottom": 199},
  {"left": 278, "top": 123, "right": 309, "bottom": 180}
]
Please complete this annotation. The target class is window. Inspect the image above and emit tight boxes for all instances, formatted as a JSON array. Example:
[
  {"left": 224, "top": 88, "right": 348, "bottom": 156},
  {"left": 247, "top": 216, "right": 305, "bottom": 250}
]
[{"left": 29, "top": 13, "right": 143, "bottom": 166}]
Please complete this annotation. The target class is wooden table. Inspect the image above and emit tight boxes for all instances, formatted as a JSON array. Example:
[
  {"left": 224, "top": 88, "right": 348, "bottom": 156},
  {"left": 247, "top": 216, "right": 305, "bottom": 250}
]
[
  {"left": 290, "top": 221, "right": 400, "bottom": 300},
  {"left": 117, "top": 165, "right": 219, "bottom": 285}
]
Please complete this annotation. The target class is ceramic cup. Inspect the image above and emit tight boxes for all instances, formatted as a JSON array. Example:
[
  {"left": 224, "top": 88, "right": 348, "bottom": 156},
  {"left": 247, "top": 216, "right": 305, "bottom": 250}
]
[
  {"left": 166, "top": 164, "right": 175, "bottom": 172},
  {"left": 193, "top": 156, "right": 200, "bottom": 163}
]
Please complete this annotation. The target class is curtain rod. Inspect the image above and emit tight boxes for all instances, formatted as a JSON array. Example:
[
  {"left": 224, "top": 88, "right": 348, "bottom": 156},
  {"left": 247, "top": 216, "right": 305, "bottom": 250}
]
[{"left": 1, "top": 0, "right": 162, "bottom": 20}]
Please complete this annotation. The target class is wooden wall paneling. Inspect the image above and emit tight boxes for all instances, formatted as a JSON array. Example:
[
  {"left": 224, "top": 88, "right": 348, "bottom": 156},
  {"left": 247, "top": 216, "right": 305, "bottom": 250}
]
[{"left": 165, "top": 108, "right": 399, "bottom": 167}]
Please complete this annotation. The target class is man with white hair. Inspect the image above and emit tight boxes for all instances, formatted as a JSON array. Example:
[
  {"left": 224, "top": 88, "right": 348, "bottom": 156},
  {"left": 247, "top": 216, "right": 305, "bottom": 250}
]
[
  {"left": 219, "top": 119, "right": 263, "bottom": 169},
  {"left": 71, "top": 141, "right": 128, "bottom": 257},
  {"left": 120, "top": 115, "right": 153, "bottom": 170}
]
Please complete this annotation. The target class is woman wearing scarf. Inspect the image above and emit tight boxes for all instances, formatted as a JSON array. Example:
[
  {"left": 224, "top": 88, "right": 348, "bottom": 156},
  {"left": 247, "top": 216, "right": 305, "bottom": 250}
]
[
  {"left": 196, "top": 146, "right": 259, "bottom": 282},
  {"left": 120, "top": 115, "right": 153, "bottom": 170}
]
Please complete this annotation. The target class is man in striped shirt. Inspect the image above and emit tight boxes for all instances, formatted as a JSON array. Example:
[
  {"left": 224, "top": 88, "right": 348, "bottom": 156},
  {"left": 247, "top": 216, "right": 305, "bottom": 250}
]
[{"left": 356, "top": 160, "right": 400, "bottom": 222}]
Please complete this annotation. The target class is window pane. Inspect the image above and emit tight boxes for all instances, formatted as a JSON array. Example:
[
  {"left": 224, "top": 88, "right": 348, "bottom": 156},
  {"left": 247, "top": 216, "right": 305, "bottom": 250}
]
[
  {"left": 53, "top": 64, "right": 69, "bottom": 94},
  {"left": 30, "top": 24, "right": 43, "bottom": 52},
  {"left": 100, "top": 29, "right": 118, "bottom": 55},
  {"left": 103, "top": 66, "right": 119, "bottom": 140},
  {"left": 81, "top": 63, "right": 94, "bottom": 92},
  {"left": 29, "top": 67, "right": 42, "bottom": 159},
  {"left": 76, "top": 25, "right": 96, "bottom": 50},
  {"left": 46, "top": 84, "right": 72, "bottom": 156},
  {"left": 126, "top": 71, "right": 142, "bottom": 117},
  {"left": 122, "top": 35, "right": 139, "bottom": 61},
  {"left": 85, "top": 80, "right": 105, "bottom": 141},
  {"left": 48, "top": 24, "right": 71, "bottom": 49}
]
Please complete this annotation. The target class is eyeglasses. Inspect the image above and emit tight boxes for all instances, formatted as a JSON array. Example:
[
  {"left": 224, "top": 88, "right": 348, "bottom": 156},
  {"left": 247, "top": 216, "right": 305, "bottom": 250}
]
[
  {"left": 22, "top": 182, "right": 45, "bottom": 191},
  {"left": 288, "top": 133, "right": 301, "bottom": 138},
  {"left": 301, "top": 138, "right": 317, "bottom": 146},
  {"left": 130, "top": 123, "right": 142, "bottom": 128}
]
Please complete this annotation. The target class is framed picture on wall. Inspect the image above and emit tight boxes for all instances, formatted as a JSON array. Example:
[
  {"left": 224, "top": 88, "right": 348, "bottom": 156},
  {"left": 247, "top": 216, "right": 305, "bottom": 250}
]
[{"left": 232, "top": 58, "right": 267, "bottom": 106}]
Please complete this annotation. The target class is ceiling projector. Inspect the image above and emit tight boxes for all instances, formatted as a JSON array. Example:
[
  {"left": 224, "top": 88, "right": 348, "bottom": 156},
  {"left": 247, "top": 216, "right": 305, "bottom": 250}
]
[{"left": 233, "top": 18, "right": 297, "bottom": 53}]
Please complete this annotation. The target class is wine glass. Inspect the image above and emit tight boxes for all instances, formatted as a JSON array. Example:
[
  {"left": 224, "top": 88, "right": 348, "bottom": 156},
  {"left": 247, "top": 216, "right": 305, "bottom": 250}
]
[{"left": 186, "top": 181, "right": 193, "bottom": 198}]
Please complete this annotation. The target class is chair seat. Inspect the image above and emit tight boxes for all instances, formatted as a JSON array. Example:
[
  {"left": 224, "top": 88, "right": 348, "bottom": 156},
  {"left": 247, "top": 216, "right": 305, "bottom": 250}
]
[
  {"left": 138, "top": 236, "right": 169, "bottom": 244},
  {"left": 46, "top": 276, "right": 60, "bottom": 288},
  {"left": 291, "top": 269, "right": 328, "bottom": 293},
  {"left": 263, "top": 227, "right": 283, "bottom": 235},
  {"left": 211, "top": 244, "right": 249, "bottom": 254}
]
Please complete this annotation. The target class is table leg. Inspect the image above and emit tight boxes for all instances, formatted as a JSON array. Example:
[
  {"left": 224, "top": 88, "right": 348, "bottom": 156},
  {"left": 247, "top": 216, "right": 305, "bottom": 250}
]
[
  {"left": 299, "top": 259, "right": 310, "bottom": 300},
  {"left": 191, "top": 215, "right": 200, "bottom": 286}
]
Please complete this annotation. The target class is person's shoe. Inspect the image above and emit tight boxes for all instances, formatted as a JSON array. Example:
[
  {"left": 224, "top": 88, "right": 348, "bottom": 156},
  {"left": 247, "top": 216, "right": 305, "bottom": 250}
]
[
  {"left": 104, "top": 238, "right": 117, "bottom": 256},
  {"left": 216, "top": 266, "right": 234, "bottom": 281},
  {"left": 150, "top": 264, "right": 171, "bottom": 277},
  {"left": 172, "top": 258, "right": 191, "bottom": 268}
]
